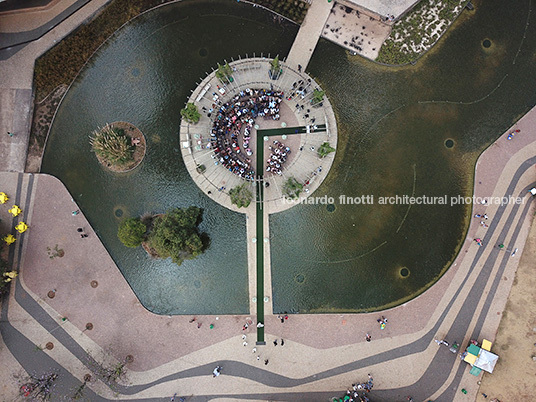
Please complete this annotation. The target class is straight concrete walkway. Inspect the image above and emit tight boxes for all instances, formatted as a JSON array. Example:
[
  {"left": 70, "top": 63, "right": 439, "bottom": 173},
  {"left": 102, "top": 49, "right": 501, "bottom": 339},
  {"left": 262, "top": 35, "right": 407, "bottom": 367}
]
[{"left": 286, "top": 0, "right": 334, "bottom": 71}]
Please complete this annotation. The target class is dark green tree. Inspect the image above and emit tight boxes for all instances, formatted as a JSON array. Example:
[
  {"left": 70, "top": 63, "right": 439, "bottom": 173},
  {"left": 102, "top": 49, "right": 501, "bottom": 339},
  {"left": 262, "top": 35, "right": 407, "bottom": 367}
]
[
  {"left": 147, "top": 207, "right": 205, "bottom": 265},
  {"left": 229, "top": 183, "right": 254, "bottom": 208},
  {"left": 117, "top": 217, "right": 147, "bottom": 248}
]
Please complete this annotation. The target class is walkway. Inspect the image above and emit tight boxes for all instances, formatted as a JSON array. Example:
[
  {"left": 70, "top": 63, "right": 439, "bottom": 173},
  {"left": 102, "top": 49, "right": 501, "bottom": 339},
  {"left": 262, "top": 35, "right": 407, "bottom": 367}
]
[
  {"left": 0, "top": 0, "right": 92, "bottom": 53},
  {"left": 285, "top": 0, "right": 334, "bottom": 71}
]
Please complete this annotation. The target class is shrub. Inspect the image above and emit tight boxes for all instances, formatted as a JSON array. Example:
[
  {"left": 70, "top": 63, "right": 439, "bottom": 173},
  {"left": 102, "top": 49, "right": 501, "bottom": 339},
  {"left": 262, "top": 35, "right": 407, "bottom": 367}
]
[
  {"left": 312, "top": 89, "right": 325, "bottom": 105},
  {"left": 90, "top": 124, "right": 134, "bottom": 166},
  {"left": 318, "top": 142, "right": 335, "bottom": 158},
  {"left": 229, "top": 183, "right": 254, "bottom": 208},
  {"left": 180, "top": 102, "right": 201, "bottom": 124},
  {"left": 283, "top": 177, "right": 303, "bottom": 200},
  {"left": 269, "top": 55, "right": 282, "bottom": 79},
  {"left": 118, "top": 217, "right": 147, "bottom": 248}
]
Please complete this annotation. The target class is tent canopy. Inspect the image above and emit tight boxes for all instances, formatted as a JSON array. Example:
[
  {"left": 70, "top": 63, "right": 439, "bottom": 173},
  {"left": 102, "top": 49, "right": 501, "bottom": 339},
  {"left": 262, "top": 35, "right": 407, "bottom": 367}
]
[
  {"left": 469, "top": 366, "right": 482, "bottom": 376},
  {"left": 467, "top": 343, "right": 481, "bottom": 356},
  {"left": 481, "top": 339, "right": 492, "bottom": 351},
  {"left": 474, "top": 349, "right": 499, "bottom": 373}
]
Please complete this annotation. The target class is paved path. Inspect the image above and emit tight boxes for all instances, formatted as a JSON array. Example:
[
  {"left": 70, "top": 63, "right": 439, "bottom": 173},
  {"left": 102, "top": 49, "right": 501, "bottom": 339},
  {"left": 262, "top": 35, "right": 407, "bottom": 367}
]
[
  {"left": 0, "top": 0, "right": 91, "bottom": 53},
  {"left": 180, "top": 57, "right": 338, "bottom": 341},
  {"left": 286, "top": 0, "right": 334, "bottom": 71}
]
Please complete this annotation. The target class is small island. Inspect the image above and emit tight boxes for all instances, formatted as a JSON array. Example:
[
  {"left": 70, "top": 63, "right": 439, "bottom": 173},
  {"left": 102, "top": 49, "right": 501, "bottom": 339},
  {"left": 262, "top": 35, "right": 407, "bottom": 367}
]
[
  {"left": 117, "top": 206, "right": 208, "bottom": 266},
  {"left": 90, "top": 122, "right": 146, "bottom": 172}
]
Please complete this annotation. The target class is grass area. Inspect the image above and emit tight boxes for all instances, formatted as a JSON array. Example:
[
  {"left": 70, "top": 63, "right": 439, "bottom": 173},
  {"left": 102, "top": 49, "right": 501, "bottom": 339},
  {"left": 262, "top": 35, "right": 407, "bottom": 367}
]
[
  {"left": 376, "top": 0, "right": 467, "bottom": 65},
  {"left": 33, "top": 0, "right": 309, "bottom": 102}
]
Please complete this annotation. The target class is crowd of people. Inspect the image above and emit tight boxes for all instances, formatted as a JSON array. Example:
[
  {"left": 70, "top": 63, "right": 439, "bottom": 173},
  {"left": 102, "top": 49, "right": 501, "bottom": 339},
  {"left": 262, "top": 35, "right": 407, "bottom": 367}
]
[
  {"left": 210, "top": 88, "right": 284, "bottom": 181},
  {"left": 266, "top": 140, "right": 291, "bottom": 175},
  {"left": 333, "top": 374, "right": 374, "bottom": 401}
]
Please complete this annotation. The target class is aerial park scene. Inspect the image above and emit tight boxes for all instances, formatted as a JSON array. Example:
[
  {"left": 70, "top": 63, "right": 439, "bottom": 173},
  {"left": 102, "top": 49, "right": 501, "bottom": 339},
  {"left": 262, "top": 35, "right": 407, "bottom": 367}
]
[{"left": 0, "top": 0, "right": 536, "bottom": 400}]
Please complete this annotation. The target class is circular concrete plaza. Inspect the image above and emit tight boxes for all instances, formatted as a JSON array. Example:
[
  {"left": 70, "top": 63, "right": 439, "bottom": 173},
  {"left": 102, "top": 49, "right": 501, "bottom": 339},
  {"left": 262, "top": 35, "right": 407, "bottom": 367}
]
[{"left": 179, "top": 57, "right": 337, "bottom": 213}]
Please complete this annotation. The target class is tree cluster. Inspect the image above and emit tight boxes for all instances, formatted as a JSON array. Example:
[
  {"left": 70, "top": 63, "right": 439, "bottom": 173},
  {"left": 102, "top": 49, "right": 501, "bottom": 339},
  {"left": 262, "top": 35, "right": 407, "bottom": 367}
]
[{"left": 117, "top": 207, "right": 207, "bottom": 266}]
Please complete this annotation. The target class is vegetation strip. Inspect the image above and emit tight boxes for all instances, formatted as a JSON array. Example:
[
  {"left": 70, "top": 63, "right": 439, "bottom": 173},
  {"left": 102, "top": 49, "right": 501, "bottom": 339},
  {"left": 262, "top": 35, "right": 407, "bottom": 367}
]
[
  {"left": 376, "top": 0, "right": 469, "bottom": 65},
  {"left": 33, "top": 0, "right": 309, "bottom": 102}
]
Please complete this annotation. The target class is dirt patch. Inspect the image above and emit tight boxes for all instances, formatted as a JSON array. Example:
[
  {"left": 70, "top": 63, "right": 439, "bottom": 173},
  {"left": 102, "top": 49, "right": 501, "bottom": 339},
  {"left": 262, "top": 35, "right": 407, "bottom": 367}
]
[
  {"left": 477, "top": 216, "right": 536, "bottom": 401},
  {"left": 25, "top": 84, "right": 67, "bottom": 173}
]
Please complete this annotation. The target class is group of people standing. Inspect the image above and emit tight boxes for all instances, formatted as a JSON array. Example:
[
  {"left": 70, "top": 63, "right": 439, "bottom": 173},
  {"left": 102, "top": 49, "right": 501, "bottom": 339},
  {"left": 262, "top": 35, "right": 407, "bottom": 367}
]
[
  {"left": 333, "top": 374, "right": 374, "bottom": 402},
  {"left": 266, "top": 140, "right": 291, "bottom": 175},
  {"left": 210, "top": 88, "right": 284, "bottom": 181}
]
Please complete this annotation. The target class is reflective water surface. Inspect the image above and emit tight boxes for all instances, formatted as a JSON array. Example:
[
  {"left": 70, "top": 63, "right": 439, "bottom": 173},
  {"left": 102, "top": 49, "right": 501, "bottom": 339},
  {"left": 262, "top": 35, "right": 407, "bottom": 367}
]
[{"left": 42, "top": 0, "right": 536, "bottom": 314}]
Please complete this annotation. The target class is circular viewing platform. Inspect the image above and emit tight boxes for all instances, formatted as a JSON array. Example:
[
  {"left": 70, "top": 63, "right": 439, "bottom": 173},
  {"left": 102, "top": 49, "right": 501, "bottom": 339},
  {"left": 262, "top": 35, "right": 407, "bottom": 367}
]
[{"left": 179, "top": 57, "right": 337, "bottom": 214}]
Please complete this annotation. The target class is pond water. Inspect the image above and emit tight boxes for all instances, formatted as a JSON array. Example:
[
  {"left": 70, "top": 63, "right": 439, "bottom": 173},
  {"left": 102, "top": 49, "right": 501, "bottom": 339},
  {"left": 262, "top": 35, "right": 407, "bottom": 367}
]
[
  {"left": 42, "top": 0, "right": 536, "bottom": 314},
  {"left": 271, "top": 0, "right": 536, "bottom": 313},
  {"left": 42, "top": 0, "right": 298, "bottom": 315}
]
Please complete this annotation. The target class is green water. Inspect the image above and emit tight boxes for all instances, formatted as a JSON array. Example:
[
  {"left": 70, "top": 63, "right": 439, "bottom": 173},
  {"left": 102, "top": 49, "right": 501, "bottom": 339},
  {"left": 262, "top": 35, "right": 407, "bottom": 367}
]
[
  {"left": 270, "top": 0, "right": 536, "bottom": 313},
  {"left": 42, "top": 0, "right": 536, "bottom": 314},
  {"left": 41, "top": 0, "right": 298, "bottom": 315}
]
